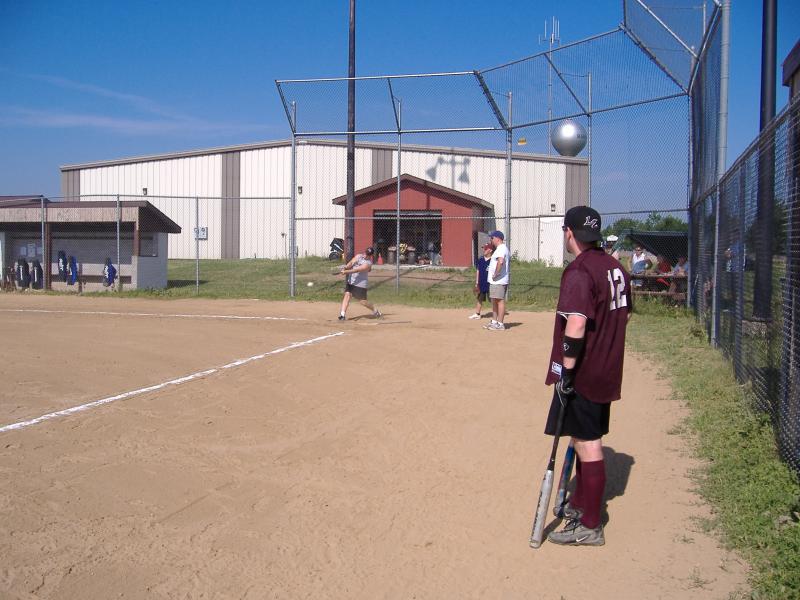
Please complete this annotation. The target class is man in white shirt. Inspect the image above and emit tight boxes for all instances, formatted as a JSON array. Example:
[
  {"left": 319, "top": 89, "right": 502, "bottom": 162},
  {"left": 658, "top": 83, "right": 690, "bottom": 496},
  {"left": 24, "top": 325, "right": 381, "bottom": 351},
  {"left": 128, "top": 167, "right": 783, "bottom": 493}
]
[
  {"left": 628, "top": 245, "right": 652, "bottom": 288},
  {"left": 485, "top": 230, "right": 509, "bottom": 331}
]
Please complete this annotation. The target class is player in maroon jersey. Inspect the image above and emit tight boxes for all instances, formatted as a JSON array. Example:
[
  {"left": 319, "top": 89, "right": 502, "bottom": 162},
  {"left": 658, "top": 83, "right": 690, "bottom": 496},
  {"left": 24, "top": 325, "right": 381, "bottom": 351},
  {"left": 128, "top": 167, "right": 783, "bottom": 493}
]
[{"left": 543, "top": 206, "right": 632, "bottom": 546}]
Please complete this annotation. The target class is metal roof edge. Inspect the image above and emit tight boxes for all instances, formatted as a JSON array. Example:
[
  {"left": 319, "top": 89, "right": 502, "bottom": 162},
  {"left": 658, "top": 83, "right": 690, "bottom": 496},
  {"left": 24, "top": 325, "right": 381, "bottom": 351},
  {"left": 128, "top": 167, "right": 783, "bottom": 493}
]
[{"left": 60, "top": 139, "right": 588, "bottom": 171}]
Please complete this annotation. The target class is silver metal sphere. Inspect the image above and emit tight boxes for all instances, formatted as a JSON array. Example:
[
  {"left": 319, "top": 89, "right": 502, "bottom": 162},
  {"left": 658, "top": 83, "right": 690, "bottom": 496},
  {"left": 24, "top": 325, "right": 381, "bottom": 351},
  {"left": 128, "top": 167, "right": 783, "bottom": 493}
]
[{"left": 551, "top": 120, "right": 587, "bottom": 157}]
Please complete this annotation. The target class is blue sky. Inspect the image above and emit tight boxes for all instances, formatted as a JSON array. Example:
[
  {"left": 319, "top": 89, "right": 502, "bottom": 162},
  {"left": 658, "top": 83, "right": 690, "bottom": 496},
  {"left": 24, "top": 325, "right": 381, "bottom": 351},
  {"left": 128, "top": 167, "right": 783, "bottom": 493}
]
[{"left": 1, "top": 0, "right": 798, "bottom": 198}]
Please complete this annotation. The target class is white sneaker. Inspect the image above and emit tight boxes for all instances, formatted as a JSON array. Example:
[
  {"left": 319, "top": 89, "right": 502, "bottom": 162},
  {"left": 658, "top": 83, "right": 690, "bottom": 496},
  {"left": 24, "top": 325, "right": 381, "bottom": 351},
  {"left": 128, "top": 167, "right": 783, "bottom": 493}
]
[
  {"left": 488, "top": 322, "right": 506, "bottom": 331},
  {"left": 483, "top": 320, "right": 497, "bottom": 330},
  {"left": 468, "top": 313, "right": 481, "bottom": 319}
]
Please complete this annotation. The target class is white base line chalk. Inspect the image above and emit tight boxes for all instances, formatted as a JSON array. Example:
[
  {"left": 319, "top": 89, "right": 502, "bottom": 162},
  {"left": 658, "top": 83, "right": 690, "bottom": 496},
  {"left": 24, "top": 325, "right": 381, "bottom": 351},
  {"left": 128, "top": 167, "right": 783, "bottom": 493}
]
[
  {"left": 0, "top": 331, "right": 344, "bottom": 434},
  {"left": 0, "top": 309, "right": 306, "bottom": 321}
]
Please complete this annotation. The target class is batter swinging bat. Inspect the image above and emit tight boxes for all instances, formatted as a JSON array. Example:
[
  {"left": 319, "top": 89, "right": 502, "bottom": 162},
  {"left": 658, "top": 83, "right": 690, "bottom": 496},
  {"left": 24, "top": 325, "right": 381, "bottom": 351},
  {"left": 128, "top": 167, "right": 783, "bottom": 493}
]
[
  {"left": 553, "top": 442, "right": 576, "bottom": 518},
  {"left": 529, "top": 388, "right": 570, "bottom": 548}
]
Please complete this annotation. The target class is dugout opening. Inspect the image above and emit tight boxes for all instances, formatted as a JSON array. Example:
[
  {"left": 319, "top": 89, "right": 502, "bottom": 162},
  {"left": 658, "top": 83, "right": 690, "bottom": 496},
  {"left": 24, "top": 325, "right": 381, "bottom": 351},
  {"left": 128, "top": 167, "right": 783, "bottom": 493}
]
[{"left": 373, "top": 210, "right": 441, "bottom": 264}]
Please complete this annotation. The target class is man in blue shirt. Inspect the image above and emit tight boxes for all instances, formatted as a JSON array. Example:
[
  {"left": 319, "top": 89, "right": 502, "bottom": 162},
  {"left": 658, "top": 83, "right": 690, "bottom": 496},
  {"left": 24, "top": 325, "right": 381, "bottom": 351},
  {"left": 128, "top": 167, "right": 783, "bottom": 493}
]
[{"left": 469, "top": 243, "right": 493, "bottom": 319}]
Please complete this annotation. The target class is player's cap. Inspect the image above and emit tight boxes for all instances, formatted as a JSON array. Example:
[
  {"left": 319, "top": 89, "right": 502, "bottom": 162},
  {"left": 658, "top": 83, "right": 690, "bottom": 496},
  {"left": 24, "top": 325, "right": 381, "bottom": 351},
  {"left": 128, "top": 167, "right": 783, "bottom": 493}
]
[
  {"left": 364, "top": 246, "right": 375, "bottom": 255},
  {"left": 606, "top": 234, "right": 618, "bottom": 242},
  {"left": 489, "top": 230, "right": 504, "bottom": 240},
  {"left": 564, "top": 206, "right": 602, "bottom": 243}
]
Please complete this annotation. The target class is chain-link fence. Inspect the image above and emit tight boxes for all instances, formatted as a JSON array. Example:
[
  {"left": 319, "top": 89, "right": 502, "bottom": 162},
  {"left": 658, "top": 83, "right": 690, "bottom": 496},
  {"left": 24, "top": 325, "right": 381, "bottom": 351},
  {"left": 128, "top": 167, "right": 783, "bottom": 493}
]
[{"left": 691, "top": 95, "right": 800, "bottom": 473}]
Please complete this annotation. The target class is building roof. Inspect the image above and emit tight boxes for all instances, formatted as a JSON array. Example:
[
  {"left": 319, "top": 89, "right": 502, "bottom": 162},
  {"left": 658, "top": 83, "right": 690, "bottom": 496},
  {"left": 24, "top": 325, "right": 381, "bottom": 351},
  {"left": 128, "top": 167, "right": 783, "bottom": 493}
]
[
  {"left": 331, "top": 173, "right": 494, "bottom": 210},
  {"left": 0, "top": 195, "right": 44, "bottom": 205},
  {"left": 0, "top": 199, "right": 181, "bottom": 233},
  {"left": 60, "top": 138, "right": 588, "bottom": 171}
]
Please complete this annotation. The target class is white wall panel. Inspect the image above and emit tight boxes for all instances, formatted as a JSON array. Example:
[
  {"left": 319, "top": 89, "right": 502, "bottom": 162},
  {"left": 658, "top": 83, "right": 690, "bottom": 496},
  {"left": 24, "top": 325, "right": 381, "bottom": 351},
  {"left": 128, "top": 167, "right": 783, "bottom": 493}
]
[
  {"left": 239, "top": 146, "right": 291, "bottom": 259},
  {"left": 79, "top": 155, "right": 222, "bottom": 258}
]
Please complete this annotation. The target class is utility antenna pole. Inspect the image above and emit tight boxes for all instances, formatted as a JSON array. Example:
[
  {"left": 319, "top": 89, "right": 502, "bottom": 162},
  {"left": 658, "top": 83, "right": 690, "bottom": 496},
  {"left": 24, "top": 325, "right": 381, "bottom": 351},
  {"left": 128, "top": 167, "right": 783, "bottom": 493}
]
[
  {"left": 539, "top": 16, "right": 560, "bottom": 156},
  {"left": 346, "top": 0, "right": 356, "bottom": 260}
]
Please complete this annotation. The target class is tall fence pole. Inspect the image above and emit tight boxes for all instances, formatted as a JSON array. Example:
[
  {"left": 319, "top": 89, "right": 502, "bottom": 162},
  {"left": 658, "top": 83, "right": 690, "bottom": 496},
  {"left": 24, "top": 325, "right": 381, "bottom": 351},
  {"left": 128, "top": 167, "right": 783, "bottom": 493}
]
[
  {"left": 711, "top": 0, "right": 730, "bottom": 345},
  {"left": 290, "top": 101, "right": 297, "bottom": 298},
  {"left": 345, "top": 0, "right": 356, "bottom": 261},
  {"left": 116, "top": 194, "right": 121, "bottom": 292},
  {"left": 587, "top": 73, "right": 593, "bottom": 207},
  {"left": 734, "top": 167, "right": 747, "bottom": 380},
  {"left": 754, "top": 0, "right": 776, "bottom": 320},
  {"left": 505, "top": 92, "right": 512, "bottom": 253},
  {"left": 396, "top": 98, "right": 402, "bottom": 293},
  {"left": 39, "top": 194, "right": 45, "bottom": 269},
  {"left": 686, "top": 94, "right": 693, "bottom": 309},
  {"left": 195, "top": 196, "right": 200, "bottom": 295}
]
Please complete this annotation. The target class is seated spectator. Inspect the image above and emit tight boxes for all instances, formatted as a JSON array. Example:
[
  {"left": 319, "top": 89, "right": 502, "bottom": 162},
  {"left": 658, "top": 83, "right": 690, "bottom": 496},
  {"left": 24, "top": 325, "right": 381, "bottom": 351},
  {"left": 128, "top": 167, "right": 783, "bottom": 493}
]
[
  {"left": 654, "top": 254, "right": 672, "bottom": 289},
  {"left": 668, "top": 256, "right": 690, "bottom": 301},
  {"left": 629, "top": 245, "right": 652, "bottom": 287},
  {"left": 672, "top": 256, "right": 689, "bottom": 278}
]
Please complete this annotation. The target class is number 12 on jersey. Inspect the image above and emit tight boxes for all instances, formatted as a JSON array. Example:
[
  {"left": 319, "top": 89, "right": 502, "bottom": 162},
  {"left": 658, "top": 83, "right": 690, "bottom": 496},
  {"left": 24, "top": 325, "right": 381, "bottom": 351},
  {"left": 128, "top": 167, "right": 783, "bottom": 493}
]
[{"left": 607, "top": 268, "right": 628, "bottom": 310}]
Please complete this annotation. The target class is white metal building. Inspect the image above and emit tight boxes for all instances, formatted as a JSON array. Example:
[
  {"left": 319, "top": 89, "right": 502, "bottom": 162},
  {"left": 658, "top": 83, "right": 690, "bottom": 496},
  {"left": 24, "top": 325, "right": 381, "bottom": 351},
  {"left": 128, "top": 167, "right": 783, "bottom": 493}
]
[{"left": 61, "top": 140, "right": 587, "bottom": 264}]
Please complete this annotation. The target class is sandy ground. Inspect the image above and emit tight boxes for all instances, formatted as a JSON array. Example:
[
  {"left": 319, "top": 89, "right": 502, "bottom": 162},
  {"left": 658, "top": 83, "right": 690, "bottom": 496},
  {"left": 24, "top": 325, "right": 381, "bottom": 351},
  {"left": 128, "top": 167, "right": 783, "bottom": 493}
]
[{"left": 0, "top": 294, "right": 747, "bottom": 599}]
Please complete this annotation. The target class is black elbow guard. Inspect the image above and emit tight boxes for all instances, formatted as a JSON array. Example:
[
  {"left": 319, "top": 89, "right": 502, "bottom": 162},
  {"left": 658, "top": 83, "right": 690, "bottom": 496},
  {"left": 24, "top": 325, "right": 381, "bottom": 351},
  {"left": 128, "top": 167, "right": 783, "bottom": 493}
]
[{"left": 562, "top": 335, "right": 585, "bottom": 358}]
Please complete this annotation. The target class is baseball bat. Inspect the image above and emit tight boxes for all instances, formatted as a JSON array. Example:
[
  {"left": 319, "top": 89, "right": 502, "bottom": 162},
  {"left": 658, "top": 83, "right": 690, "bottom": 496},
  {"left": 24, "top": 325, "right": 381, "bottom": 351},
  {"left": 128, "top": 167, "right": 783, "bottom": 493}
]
[
  {"left": 553, "top": 442, "right": 576, "bottom": 518},
  {"left": 529, "top": 388, "right": 569, "bottom": 548}
]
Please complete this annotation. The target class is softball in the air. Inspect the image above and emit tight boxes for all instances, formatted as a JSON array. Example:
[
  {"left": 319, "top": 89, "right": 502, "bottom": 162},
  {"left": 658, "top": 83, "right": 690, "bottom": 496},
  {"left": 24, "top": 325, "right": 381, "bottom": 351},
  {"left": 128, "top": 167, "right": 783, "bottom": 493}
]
[{"left": 307, "top": 281, "right": 314, "bottom": 287}]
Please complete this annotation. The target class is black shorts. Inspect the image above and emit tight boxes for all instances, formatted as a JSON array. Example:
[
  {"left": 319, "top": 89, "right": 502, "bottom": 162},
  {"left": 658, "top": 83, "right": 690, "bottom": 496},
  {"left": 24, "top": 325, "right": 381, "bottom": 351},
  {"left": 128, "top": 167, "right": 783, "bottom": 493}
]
[
  {"left": 544, "top": 389, "right": 610, "bottom": 441},
  {"left": 345, "top": 282, "right": 367, "bottom": 300},
  {"left": 476, "top": 290, "right": 488, "bottom": 302}
]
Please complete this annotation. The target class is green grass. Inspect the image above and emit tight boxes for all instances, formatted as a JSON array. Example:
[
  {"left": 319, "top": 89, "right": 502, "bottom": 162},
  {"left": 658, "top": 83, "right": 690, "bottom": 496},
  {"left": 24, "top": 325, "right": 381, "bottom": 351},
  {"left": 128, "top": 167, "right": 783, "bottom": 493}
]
[
  {"left": 114, "top": 257, "right": 563, "bottom": 310},
  {"left": 627, "top": 305, "right": 800, "bottom": 599}
]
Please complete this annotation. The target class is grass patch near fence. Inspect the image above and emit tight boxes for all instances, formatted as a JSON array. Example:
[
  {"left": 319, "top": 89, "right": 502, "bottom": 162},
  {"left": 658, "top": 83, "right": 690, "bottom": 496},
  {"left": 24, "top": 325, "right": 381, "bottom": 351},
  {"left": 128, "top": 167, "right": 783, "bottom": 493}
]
[{"left": 627, "top": 306, "right": 800, "bottom": 599}]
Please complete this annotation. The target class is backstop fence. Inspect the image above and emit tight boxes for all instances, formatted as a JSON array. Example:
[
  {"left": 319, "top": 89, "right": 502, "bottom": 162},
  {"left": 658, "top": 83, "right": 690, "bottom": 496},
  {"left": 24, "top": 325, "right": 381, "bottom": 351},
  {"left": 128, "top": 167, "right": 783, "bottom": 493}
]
[{"left": 691, "top": 95, "right": 800, "bottom": 473}]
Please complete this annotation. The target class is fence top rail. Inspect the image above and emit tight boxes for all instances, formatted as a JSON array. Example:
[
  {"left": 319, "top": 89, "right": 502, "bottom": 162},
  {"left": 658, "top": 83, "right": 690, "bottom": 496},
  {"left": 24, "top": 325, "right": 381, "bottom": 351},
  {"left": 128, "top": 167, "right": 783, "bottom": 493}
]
[
  {"left": 48, "top": 194, "right": 292, "bottom": 202},
  {"left": 293, "top": 127, "right": 505, "bottom": 136},
  {"left": 478, "top": 27, "right": 623, "bottom": 74},
  {"left": 295, "top": 209, "right": 688, "bottom": 221},
  {"left": 276, "top": 71, "right": 476, "bottom": 84}
]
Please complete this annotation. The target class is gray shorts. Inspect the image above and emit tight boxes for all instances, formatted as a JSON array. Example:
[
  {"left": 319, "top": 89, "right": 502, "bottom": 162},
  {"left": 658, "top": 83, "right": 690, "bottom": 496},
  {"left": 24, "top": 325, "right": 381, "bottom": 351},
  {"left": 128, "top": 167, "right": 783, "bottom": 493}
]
[{"left": 489, "top": 284, "right": 507, "bottom": 300}]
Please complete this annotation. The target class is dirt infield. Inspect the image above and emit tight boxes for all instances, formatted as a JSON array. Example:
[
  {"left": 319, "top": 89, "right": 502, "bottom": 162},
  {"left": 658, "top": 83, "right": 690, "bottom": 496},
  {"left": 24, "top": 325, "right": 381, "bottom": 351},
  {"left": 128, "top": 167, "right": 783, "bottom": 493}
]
[{"left": 0, "top": 295, "right": 746, "bottom": 599}]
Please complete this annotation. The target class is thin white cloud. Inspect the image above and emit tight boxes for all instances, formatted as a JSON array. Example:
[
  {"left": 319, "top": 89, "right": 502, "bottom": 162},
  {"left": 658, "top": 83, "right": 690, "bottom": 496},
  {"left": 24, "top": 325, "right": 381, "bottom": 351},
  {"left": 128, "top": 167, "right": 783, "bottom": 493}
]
[
  {"left": 0, "top": 69, "right": 278, "bottom": 136},
  {"left": 25, "top": 72, "right": 184, "bottom": 119},
  {"left": 0, "top": 106, "right": 274, "bottom": 136}
]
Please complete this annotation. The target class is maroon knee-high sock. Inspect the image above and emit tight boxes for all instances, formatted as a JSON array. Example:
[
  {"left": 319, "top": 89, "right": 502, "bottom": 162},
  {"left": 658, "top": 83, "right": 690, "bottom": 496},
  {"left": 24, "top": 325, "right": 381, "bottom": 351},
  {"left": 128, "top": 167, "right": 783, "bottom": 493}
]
[
  {"left": 579, "top": 459, "right": 605, "bottom": 529},
  {"left": 570, "top": 456, "right": 584, "bottom": 510}
]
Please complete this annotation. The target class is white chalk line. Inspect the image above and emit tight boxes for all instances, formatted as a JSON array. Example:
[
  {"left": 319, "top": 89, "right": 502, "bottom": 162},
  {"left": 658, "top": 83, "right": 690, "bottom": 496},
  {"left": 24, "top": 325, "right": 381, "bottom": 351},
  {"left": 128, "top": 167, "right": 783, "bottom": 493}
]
[
  {"left": 0, "top": 308, "right": 306, "bottom": 322},
  {"left": 0, "top": 331, "right": 344, "bottom": 434}
]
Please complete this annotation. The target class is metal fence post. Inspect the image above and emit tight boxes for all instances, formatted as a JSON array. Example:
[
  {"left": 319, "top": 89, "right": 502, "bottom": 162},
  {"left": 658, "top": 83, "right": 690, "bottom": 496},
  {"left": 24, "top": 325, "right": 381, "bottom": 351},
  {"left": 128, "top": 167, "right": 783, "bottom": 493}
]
[
  {"left": 711, "top": 191, "right": 720, "bottom": 345},
  {"left": 195, "top": 196, "right": 200, "bottom": 295},
  {"left": 710, "top": 0, "right": 730, "bottom": 345},
  {"left": 587, "top": 73, "right": 593, "bottom": 207},
  {"left": 505, "top": 92, "right": 512, "bottom": 256},
  {"left": 116, "top": 194, "right": 121, "bottom": 292},
  {"left": 734, "top": 167, "right": 746, "bottom": 381},
  {"left": 39, "top": 194, "right": 45, "bottom": 269},
  {"left": 396, "top": 98, "right": 402, "bottom": 293},
  {"left": 289, "top": 102, "right": 297, "bottom": 298}
]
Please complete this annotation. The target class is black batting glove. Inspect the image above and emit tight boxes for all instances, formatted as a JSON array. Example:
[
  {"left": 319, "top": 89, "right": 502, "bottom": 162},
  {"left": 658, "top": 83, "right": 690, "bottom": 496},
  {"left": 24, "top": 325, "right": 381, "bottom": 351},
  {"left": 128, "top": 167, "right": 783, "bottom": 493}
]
[{"left": 556, "top": 367, "right": 576, "bottom": 397}]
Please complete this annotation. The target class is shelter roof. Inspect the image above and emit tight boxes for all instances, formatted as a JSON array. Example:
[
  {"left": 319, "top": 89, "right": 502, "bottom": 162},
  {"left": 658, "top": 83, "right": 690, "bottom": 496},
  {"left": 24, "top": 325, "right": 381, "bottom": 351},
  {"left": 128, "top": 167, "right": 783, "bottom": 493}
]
[
  {"left": 0, "top": 199, "right": 181, "bottom": 234},
  {"left": 331, "top": 174, "right": 494, "bottom": 210}
]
